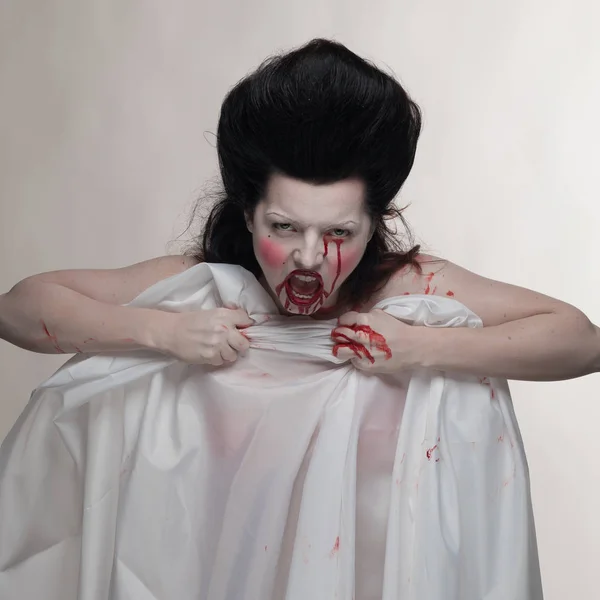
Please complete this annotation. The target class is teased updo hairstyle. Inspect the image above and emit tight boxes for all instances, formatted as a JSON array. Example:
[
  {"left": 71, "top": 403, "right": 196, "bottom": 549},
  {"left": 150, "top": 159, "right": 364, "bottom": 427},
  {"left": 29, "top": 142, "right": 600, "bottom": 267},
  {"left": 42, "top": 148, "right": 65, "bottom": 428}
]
[{"left": 188, "top": 38, "right": 423, "bottom": 307}]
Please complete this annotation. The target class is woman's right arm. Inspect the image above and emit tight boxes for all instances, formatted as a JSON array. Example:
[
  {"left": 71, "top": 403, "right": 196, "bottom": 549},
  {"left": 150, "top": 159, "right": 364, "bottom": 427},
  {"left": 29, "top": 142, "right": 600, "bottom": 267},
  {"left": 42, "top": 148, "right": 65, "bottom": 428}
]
[{"left": 0, "top": 255, "right": 199, "bottom": 355}]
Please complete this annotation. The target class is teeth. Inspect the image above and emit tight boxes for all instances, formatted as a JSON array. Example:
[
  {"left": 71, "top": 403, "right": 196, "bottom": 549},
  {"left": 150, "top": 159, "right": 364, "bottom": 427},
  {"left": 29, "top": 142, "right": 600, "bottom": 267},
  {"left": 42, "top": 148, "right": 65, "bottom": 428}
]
[
  {"left": 292, "top": 293, "right": 313, "bottom": 299},
  {"left": 294, "top": 274, "right": 318, "bottom": 282}
]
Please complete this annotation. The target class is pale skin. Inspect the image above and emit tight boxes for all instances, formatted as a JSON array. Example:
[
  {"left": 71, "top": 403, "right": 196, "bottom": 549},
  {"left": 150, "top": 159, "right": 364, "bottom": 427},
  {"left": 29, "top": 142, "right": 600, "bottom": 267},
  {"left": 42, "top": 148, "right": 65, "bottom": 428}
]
[{"left": 1, "top": 173, "right": 599, "bottom": 380}]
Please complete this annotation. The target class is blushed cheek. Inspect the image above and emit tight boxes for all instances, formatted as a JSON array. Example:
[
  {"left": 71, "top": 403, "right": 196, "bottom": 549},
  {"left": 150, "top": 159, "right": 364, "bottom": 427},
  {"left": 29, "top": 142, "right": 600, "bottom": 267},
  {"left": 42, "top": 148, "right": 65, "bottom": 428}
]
[{"left": 257, "top": 237, "right": 287, "bottom": 269}]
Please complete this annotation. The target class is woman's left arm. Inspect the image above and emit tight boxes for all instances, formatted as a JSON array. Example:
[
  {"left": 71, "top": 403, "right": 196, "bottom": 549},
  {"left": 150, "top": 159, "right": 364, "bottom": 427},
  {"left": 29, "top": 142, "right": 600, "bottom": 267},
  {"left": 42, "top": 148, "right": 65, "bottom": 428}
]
[{"left": 334, "top": 258, "right": 600, "bottom": 381}]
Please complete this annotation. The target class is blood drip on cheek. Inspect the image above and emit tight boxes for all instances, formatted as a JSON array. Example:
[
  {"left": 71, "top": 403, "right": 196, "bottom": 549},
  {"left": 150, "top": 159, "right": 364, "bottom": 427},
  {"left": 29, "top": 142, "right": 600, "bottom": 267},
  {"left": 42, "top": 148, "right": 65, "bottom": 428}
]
[{"left": 323, "top": 237, "right": 344, "bottom": 298}]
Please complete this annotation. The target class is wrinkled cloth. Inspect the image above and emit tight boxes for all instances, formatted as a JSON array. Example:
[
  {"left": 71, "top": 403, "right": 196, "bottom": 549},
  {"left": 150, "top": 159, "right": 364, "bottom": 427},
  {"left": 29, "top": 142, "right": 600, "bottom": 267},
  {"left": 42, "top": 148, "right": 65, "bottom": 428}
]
[{"left": 0, "top": 263, "right": 543, "bottom": 600}]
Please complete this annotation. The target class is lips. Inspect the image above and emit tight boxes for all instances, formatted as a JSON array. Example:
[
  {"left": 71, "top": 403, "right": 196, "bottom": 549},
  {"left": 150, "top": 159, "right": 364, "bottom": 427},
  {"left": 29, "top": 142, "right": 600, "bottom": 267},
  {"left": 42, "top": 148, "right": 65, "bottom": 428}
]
[
  {"left": 283, "top": 270, "right": 323, "bottom": 306},
  {"left": 289, "top": 274, "right": 320, "bottom": 295}
]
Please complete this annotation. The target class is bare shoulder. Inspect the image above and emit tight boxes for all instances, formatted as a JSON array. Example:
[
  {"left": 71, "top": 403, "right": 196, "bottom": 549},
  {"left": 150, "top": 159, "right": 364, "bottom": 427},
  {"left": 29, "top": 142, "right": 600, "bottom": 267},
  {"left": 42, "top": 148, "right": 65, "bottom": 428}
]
[
  {"left": 371, "top": 253, "right": 575, "bottom": 327},
  {"left": 369, "top": 253, "right": 453, "bottom": 305},
  {"left": 25, "top": 254, "right": 200, "bottom": 306}
]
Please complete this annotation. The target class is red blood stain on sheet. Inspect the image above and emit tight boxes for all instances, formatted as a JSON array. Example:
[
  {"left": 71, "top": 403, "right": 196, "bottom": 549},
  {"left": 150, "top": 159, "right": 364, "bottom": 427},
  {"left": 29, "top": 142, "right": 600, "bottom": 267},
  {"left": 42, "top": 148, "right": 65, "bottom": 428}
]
[
  {"left": 426, "top": 445, "right": 438, "bottom": 460},
  {"left": 498, "top": 435, "right": 504, "bottom": 443},
  {"left": 41, "top": 320, "right": 65, "bottom": 353},
  {"left": 479, "top": 377, "right": 496, "bottom": 399},
  {"left": 330, "top": 536, "right": 340, "bottom": 558}
]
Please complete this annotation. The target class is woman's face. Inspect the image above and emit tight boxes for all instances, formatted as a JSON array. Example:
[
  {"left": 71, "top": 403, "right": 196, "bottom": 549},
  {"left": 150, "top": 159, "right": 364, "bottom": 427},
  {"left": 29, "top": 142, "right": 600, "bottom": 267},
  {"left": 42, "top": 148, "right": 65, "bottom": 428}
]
[{"left": 249, "top": 173, "right": 372, "bottom": 316}]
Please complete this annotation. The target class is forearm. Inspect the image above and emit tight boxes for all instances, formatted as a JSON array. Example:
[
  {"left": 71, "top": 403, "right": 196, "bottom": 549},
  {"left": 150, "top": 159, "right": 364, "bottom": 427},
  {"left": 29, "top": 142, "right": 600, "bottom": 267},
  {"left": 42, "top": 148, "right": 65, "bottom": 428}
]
[
  {"left": 423, "top": 311, "right": 600, "bottom": 381},
  {"left": 0, "top": 279, "right": 165, "bottom": 355}
]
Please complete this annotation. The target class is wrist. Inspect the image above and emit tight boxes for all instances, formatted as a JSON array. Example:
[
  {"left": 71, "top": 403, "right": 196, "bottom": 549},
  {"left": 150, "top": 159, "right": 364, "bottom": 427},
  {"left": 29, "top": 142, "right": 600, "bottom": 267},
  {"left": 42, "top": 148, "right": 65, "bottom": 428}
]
[
  {"left": 134, "top": 308, "right": 175, "bottom": 353},
  {"left": 416, "top": 325, "right": 451, "bottom": 371}
]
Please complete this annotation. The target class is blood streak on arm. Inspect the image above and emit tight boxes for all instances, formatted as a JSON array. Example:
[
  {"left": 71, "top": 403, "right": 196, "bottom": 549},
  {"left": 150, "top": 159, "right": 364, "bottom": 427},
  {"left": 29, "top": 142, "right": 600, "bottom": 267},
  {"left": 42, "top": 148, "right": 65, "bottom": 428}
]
[{"left": 41, "top": 320, "right": 66, "bottom": 354}]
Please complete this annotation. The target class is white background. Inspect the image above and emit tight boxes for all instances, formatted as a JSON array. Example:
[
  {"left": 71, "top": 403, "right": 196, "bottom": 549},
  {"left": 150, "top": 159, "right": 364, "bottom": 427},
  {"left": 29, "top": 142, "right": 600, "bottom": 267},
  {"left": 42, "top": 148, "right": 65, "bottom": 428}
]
[{"left": 1, "top": 1, "right": 599, "bottom": 597}]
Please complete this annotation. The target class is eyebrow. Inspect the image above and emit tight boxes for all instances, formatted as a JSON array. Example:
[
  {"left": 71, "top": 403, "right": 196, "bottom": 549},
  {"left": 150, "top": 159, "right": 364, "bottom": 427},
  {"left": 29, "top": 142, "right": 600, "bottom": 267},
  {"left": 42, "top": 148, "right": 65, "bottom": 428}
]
[{"left": 265, "top": 211, "right": 359, "bottom": 227}]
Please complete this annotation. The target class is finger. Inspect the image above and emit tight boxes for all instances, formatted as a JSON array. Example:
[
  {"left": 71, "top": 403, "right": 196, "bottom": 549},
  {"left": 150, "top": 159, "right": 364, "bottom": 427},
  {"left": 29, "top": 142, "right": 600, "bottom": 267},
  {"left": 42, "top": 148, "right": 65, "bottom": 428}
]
[
  {"left": 228, "top": 329, "right": 251, "bottom": 353},
  {"left": 338, "top": 311, "right": 371, "bottom": 327},
  {"left": 331, "top": 326, "right": 360, "bottom": 341},
  {"left": 228, "top": 308, "right": 254, "bottom": 328},
  {"left": 332, "top": 344, "right": 359, "bottom": 361},
  {"left": 336, "top": 311, "right": 361, "bottom": 327},
  {"left": 219, "top": 345, "right": 238, "bottom": 363},
  {"left": 350, "top": 356, "right": 376, "bottom": 371},
  {"left": 333, "top": 342, "right": 374, "bottom": 363},
  {"left": 207, "top": 354, "right": 224, "bottom": 366},
  {"left": 332, "top": 327, "right": 371, "bottom": 348}
]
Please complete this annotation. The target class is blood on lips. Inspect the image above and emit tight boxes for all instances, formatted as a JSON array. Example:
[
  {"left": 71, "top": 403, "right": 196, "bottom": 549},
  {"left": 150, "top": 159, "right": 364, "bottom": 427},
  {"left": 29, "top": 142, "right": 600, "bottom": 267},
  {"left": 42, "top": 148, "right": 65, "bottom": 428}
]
[
  {"left": 268, "top": 234, "right": 347, "bottom": 313},
  {"left": 289, "top": 273, "right": 321, "bottom": 295}
]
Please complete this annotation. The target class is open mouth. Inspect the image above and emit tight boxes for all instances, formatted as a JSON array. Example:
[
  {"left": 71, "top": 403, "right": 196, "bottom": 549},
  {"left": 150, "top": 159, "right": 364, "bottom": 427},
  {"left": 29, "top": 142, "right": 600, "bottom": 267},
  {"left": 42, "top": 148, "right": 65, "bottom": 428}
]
[{"left": 282, "top": 270, "right": 324, "bottom": 307}]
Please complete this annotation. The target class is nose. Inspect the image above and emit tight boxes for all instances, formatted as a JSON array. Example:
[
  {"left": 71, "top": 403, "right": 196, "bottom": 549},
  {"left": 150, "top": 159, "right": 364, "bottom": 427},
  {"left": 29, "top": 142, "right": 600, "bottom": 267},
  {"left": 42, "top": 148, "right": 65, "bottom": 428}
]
[{"left": 293, "top": 234, "right": 324, "bottom": 271}]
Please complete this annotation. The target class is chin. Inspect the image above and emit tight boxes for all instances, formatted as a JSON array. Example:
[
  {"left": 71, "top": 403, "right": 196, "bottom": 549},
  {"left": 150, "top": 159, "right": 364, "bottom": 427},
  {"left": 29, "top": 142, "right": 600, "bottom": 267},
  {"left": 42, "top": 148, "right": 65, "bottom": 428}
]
[{"left": 282, "top": 302, "right": 321, "bottom": 316}]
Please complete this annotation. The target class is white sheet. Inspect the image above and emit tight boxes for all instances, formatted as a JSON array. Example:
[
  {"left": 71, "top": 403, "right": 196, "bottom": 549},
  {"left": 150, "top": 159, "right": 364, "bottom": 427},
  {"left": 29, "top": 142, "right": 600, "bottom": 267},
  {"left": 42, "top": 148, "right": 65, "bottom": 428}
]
[{"left": 0, "top": 263, "right": 543, "bottom": 599}]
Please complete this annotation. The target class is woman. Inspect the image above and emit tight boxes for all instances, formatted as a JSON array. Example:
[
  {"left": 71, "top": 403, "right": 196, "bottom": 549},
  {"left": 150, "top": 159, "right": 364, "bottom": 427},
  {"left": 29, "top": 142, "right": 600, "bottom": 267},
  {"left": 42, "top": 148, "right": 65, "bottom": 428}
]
[
  {"left": 1, "top": 38, "right": 598, "bottom": 378},
  {"left": 0, "top": 38, "right": 598, "bottom": 600}
]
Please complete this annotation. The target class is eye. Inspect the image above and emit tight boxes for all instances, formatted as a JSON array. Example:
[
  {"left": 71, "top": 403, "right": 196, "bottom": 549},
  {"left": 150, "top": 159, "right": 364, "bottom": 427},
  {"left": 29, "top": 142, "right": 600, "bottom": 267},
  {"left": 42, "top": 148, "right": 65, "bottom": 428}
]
[
  {"left": 273, "top": 223, "right": 295, "bottom": 232},
  {"left": 329, "top": 228, "right": 351, "bottom": 238}
]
